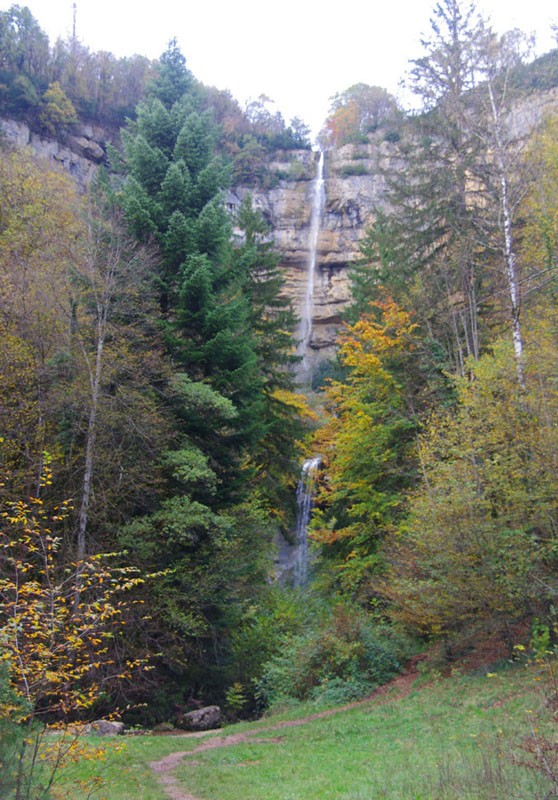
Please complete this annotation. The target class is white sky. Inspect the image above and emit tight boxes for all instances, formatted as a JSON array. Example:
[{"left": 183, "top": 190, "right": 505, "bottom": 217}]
[{"left": 4, "top": 0, "right": 557, "bottom": 137}]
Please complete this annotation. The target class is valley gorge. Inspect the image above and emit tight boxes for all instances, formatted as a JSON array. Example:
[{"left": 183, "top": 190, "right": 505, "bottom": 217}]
[{"left": 4, "top": 7, "right": 558, "bottom": 777}]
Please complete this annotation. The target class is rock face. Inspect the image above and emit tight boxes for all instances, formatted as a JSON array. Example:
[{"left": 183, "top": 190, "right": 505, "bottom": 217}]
[
  {"left": 0, "top": 118, "right": 110, "bottom": 189},
  {"left": 3, "top": 84, "right": 557, "bottom": 380},
  {"left": 233, "top": 139, "right": 396, "bottom": 371},
  {"left": 232, "top": 87, "right": 558, "bottom": 377}
]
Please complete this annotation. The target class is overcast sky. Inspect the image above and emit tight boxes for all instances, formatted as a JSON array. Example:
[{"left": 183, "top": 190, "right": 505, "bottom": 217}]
[{"left": 4, "top": 0, "right": 557, "bottom": 136}]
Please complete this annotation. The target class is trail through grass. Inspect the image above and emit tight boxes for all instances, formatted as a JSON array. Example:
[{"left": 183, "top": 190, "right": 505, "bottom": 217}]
[{"left": 56, "top": 660, "right": 557, "bottom": 800}]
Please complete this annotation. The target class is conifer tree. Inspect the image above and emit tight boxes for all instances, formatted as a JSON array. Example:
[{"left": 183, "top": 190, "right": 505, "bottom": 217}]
[
  {"left": 355, "top": 0, "right": 489, "bottom": 375},
  {"left": 120, "top": 43, "right": 264, "bottom": 495},
  {"left": 231, "top": 196, "right": 307, "bottom": 509},
  {"left": 114, "top": 44, "right": 303, "bottom": 709}
]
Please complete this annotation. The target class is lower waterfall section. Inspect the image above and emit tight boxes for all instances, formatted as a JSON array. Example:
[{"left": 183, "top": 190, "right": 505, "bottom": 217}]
[
  {"left": 275, "top": 457, "right": 321, "bottom": 587},
  {"left": 293, "top": 456, "right": 321, "bottom": 586}
]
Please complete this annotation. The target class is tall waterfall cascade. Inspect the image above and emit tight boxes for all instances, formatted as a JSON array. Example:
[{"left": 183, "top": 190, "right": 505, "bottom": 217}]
[
  {"left": 293, "top": 456, "right": 321, "bottom": 587},
  {"left": 296, "top": 150, "right": 325, "bottom": 384}
]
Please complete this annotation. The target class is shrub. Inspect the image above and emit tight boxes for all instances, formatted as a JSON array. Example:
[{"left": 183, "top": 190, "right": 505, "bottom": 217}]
[
  {"left": 257, "top": 604, "right": 402, "bottom": 708},
  {"left": 39, "top": 82, "right": 77, "bottom": 136},
  {"left": 383, "top": 130, "right": 400, "bottom": 143},
  {"left": 224, "top": 588, "right": 318, "bottom": 717},
  {"left": 0, "top": 472, "right": 148, "bottom": 797},
  {"left": 337, "top": 163, "right": 369, "bottom": 178}
]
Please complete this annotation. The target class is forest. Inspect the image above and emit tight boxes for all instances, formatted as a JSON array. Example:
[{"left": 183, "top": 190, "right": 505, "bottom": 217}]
[{"left": 1, "top": 1, "right": 558, "bottom": 797}]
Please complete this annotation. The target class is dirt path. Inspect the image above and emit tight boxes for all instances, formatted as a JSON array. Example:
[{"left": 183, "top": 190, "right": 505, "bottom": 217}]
[{"left": 149, "top": 660, "right": 423, "bottom": 800}]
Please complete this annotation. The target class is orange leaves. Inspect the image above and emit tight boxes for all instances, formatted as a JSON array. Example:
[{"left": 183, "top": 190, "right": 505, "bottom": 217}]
[{"left": 323, "top": 100, "right": 360, "bottom": 147}]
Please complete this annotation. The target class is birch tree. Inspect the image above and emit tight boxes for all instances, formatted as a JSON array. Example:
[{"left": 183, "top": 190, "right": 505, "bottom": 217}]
[{"left": 472, "top": 31, "right": 537, "bottom": 388}]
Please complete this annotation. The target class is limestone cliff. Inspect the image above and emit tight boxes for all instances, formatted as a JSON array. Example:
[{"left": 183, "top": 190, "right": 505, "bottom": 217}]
[
  {"left": 3, "top": 83, "right": 558, "bottom": 376},
  {"left": 231, "top": 138, "right": 397, "bottom": 367},
  {"left": 0, "top": 118, "right": 110, "bottom": 189},
  {"left": 232, "top": 86, "right": 558, "bottom": 372},
  {"left": 0, "top": 117, "right": 393, "bottom": 366}
]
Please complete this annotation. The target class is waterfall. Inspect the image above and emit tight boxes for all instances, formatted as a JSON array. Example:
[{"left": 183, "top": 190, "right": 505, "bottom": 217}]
[
  {"left": 293, "top": 456, "right": 321, "bottom": 587},
  {"left": 297, "top": 150, "right": 325, "bottom": 384}
]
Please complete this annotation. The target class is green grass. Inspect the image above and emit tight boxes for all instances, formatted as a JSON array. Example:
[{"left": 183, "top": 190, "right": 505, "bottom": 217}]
[
  {"left": 52, "top": 733, "right": 205, "bottom": 800},
  {"left": 55, "top": 661, "right": 557, "bottom": 800}
]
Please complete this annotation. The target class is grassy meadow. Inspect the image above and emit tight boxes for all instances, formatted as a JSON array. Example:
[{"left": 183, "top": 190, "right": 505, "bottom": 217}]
[{"left": 53, "top": 658, "right": 558, "bottom": 800}]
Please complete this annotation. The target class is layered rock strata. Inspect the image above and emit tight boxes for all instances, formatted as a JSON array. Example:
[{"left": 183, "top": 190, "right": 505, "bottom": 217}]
[
  {"left": 232, "top": 140, "right": 395, "bottom": 368},
  {"left": 1, "top": 118, "right": 109, "bottom": 188}
]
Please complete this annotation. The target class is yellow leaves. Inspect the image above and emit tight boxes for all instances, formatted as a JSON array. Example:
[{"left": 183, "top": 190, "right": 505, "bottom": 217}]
[
  {"left": 39, "top": 81, "right": 78, "bottom": 135},
  {"left": 309, "top": 298, "right": 418, "bottom": 593},
  {"left": 1, "top": 479, "right": 149, "bottom": 719},
  {"left": 270, "top": 388, "right": 319, "bottom": 421},
  {"left": 338, "top": 298, "right": 416, "bottom": 372}
]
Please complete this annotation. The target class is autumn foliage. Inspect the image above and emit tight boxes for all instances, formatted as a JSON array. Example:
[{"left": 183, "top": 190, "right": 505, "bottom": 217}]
[
  {"left": 0, "top": 486, "right": 145, "bottom": 720},
  {"left": 0, "top": 461, "right": 149, "bottom": 796},
  {"left": 311, "top": 300, "right": 417, "bottom": 595},
  {"left": 382, "top": 321, "right": 558, "bottom": 641}
]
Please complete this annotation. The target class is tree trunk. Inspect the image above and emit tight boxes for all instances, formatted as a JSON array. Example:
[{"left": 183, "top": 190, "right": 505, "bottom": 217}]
[{"left": 486, "top": 77, "right": 526, "bottom": 390}]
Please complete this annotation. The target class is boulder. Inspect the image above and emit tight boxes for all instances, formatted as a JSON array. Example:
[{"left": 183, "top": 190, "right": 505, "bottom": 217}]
[
  {"left": 177, "top": 705, "right": 221, "bottom": 731},
  {"left": 90, "top": 719, "right": 125, "bottom": 736},
  {"left": 69, "top": 135, "right": 106, "bottom": 163}
]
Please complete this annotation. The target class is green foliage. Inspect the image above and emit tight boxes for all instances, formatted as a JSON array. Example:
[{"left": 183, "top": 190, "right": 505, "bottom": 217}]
[
  {"left": 120, "top": 56, "right": 267, "bottom": 499},
  {"left": 312, "top": 300, "right": 418, "bottom": 596},
  {"left": 0, "top": 473, "right": 151, "bottom": 798},
  {"left": 0, "top": 5, "right": 155, "bottom": 128},
  {"left": 243, "top": 95, "right": 311, "bottom": 151},
  {"left": 107, "top": 40, "right": 310, "bottom": 719},
  {"left": 521, "top": 115, "right": 558, "bottom": 283},
  {"left": 39, "top": 81, "right": 77, "bottom": 135},
  {"left": 0, "top": 661, "right": 31, "bottom": 800},
  {"left": 224, "top": 682, "right": 248, "bottom": 718},
  {"left": 147, "top": 39, "right": 194, "bottom": 109},
  {"left": 310, "top": 357, "right": 347, "bottom": 392},
  {"left": 383, "top": 319, "right": 558, "bottom": 643},
  {"left": 232, "top": 135, "right": 268, "bottom": 184},
  {"left": 336, "top": 162, "right": 369, "bottom": 177},
  {"left": 508, "top": 47, "right": 558, "bottom": 92},
  {"left": 2, "top": 72, "right": 39, "bottom": 115},
  {"left": 223, "top": 588, "right": 313, "bottom": 716},
  {"left": 257, "top": 604, "right": 401, "bottom": 707},
  {"left": 230, "top": 196, "right": 303, "bottom": 507},
  {"left": 0, "top": 5, "right": 49, "bottom": 82},
  {"left": 117, "top": 494, "right": 277, "bottom": 720}
]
